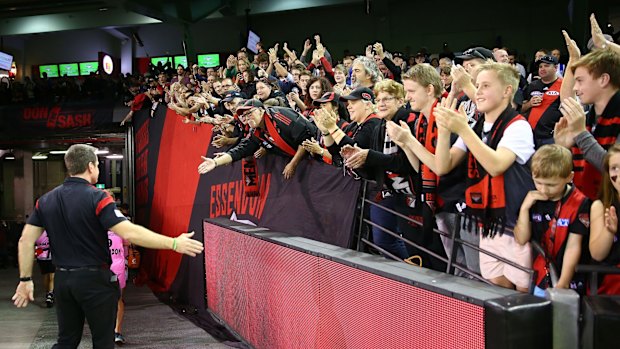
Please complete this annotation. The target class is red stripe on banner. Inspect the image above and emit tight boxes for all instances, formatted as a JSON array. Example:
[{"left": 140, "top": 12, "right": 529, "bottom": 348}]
[
  {"left": 145, "top": 108, "right": 213, "bottom": 292},
  {"left": 96, "top": 195, "right": 115, "bottom": 216}
]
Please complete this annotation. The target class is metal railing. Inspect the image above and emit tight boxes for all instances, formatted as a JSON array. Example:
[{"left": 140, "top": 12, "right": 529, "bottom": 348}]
[{"left": 354, "top": 180, "right": 536, "bottom": 290}]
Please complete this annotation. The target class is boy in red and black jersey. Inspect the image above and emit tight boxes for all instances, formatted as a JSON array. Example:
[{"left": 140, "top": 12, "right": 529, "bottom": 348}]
[
  {"left": 522, "top": 55, "right": 563, "bottom": 147},
  {"left": 514, "top": 145, "right": 590, "bottom": 295}
]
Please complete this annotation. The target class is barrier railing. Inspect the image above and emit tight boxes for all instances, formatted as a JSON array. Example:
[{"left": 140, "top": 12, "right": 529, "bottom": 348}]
[{"left": 354, "top": 180, "right": 536, "bottom": 290}]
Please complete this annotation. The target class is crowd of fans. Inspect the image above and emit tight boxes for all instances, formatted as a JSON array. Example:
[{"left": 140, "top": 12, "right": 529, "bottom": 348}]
[
  {"left": 5, "top": 12, "right": 619, "bottom": 297},
  {"left": 192, "top": 14, "right": 619, "bottom": 297}
]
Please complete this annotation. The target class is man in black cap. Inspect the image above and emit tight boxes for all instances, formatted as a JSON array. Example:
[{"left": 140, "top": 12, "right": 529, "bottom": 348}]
[
  {"left": 198, "top": 99, "right": 317, "bottom": 179},
  {"left": 522, "top": 55, "right": 563, "bottom": 147},
  {"left": 452, "top": 47, "right": 496, "bottom": 125}
]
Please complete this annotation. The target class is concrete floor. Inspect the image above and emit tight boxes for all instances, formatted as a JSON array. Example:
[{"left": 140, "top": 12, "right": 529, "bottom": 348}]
[{"left": 0, "top": 266, "right": 240, "bottom": 348}]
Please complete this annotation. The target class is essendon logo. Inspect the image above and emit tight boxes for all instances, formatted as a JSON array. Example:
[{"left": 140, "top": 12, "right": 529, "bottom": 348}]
[
  {"left": 22, "top": 106, "right": 93, "bottom": 129},
  {"left": 209, "top": 174, "right": 272, "bottom": 220}
]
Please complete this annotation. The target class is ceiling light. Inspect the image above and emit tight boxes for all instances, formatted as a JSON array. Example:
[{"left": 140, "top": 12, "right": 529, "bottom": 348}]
[
  {"left": 50, "top": 150, "right": 67, "bottom": 154},
  {"left": 5, "top": 156, "right": 15, "bottom": 160},
  {"left": 95, "top": 150, "right": 110, "bottom": 155},
  {"left": 32, "top": 155, "right": 48, "bottom": 160},
  {"left": 106, "top": 154, "right": 123, "bottom": 159}
]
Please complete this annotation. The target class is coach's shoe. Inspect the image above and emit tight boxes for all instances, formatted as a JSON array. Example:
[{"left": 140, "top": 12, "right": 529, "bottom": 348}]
[
  {"left": 45, "top": 292, "right": 54, "bottom": 308},
  {"left": 115, "top": 332, "right": 126, "bottom": 345}
]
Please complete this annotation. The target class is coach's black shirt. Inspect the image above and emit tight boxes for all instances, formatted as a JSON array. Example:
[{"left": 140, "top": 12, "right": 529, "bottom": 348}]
[{"left": 28, "top": 177, "right": 127, "bottom": 267}]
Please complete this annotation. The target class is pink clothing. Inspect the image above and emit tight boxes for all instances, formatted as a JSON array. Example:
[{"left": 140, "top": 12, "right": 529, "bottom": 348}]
[
  {"left": 108, "top": 231, "right": 128, "bottom": 289},
  {"left": 35, "top": 231, "right": 51, "bottom": 260}
]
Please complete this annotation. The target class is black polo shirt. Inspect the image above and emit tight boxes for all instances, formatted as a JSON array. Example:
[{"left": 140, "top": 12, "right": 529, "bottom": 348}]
[{"left": 28, "top": 177, "right": 127, "bottom": 268}]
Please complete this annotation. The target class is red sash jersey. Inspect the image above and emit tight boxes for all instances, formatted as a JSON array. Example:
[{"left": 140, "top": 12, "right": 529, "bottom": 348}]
[
  {"left": 226, "top": 106, "right": 318, "bottom": 161},
  {"left": 524, "top": 78, "right": 563, "bottom": 142},
  {"left": 27, "top": 177, "right": 127, "bottom": 268},
  {"left": 529, "top": 186, "right": 591, "bottom": 289},
  {"left": 573, "top": 91, "right": 620, "bottom": 200}
]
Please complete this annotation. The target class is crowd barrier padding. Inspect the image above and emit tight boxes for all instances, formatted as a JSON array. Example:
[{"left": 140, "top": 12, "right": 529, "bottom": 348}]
[
  {"left": 582, "top": 296, "right": 620, "bottom": 349},
  {"left": 204, "top": 218, "right": 553, "bottom": 349}
]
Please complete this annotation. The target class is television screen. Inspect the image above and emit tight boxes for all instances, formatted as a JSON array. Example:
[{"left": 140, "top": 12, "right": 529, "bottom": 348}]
[
  {"left": 39, "top": 65, "right": 59, "bottom": 78},
  {"left": 197, "top": 54, "right": 220, "bottom": 68},
  {"left": 247, "top": 30, "right": 260, "bottom": 54},
  {"left": 0, "top": 51, "right": 13, "bottom": 71},
  {"left": 174, "top": 56, "right": 187, "bottom": 68},
  {"left": 151, "top": 57, "right": 171, "bottom": 66},
  {"left": 59, "top": 63, "right": 79, "bottom": 77},
  {"left": 79, "top": 61, "right": 98, "bottom": 75}
]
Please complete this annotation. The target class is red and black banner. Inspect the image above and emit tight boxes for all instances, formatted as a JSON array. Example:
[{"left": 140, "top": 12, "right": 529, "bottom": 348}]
[{"left": 133, "top": 106, "right": 361, "bottom": 303}]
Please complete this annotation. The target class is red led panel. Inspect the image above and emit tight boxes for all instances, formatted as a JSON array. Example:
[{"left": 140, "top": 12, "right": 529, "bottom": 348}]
[
  {"left": 206, "top": 223, "right": 320, "bottom": 348},
  {"left": 205, "top": 222, "right": 485, "bottom": 349}
]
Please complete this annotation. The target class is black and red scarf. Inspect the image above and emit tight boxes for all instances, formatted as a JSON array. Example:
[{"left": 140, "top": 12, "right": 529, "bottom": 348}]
[
  {"left": 464, "top": 107, "right": 525, "bottom": 237},
  {"left": 413, "top": 100, "right": 439, "bottom": 214}
]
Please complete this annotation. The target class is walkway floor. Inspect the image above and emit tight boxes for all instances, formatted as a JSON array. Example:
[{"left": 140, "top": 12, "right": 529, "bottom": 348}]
[{"left": 0, "top": 266, "right": 244, "bottom": 349}]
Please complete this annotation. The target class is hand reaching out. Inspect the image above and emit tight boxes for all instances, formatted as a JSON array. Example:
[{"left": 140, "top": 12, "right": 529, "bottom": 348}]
[
  {"left": 198, "top": 156, "right": 216, "bottom": 174},
  {"left": 173, "top": 231, "right": 204, "bottom": 257}
]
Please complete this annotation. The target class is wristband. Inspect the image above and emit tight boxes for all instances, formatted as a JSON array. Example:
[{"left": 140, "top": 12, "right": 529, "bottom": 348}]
[
  {"left": 172, "top": 238, "right": 177, "bottom": 251},
  {"left": 213, "top": 158, "right": 219, "bottom": 168},
  {"left": 329, "top": 128, "right": 339, "bottom": 136},
  {"left": 19, "top": 276, "right": 32, "bottom": 282},
  {"left": 321, "top": 131, "right": 330, "bottom": 136}
]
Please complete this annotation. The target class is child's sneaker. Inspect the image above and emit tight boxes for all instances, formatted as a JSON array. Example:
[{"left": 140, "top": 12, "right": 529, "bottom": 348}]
[
  {"left": 45, "top": 292, "right": 54, "bottom": 308},
  {"left": 114, "top": 332, "right": 125, "bottom": 345}
]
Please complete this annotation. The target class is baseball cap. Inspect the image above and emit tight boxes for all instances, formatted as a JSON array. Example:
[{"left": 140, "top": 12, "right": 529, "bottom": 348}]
[
  {"left": 587, "top": 34, "right": 613, "bottom": 51},
  {"left": 341, "top": 87, "right": 375, "bottom": 103},
  {"left": 313, "top": 92, "right": 341, "bottom": 106},
  {"left": 221, "top": 90, "right": 243, "bottom": 102},
  {"left": 236, "top": 99, "right": 263, "bottom": 114},
  {"left": 537, "top": 55, "right": 558, "bottom": 65},
  {"left": 393, "top": 52, "right": 404, "bottom": 59},
  {"left": 456, "top": 47, "right": 496, "bottom": 61}
]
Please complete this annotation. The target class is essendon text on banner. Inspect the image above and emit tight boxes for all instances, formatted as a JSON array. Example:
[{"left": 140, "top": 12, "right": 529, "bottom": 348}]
[{"left": 209, "top": 173, "right": 271, "bottom": 220}]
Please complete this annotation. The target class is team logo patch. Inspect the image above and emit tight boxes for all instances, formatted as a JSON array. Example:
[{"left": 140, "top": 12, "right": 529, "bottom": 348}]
[
  {"left": 532, "top": 214, "right": 542, "bottom": 222},
  {"left": 544, "top": 214, "right": 552, "bottom": 221},
  {"left": 578, "top": 213, "right": 590, "bottom": 228},
  {"left": 362, "top": 92, "right": 372, "bottom": 101},
  {"left": 557, "top": 218, "right": 570, "bottom": 227},
  {"left": 546, "top": 91, "right": 560, "bottom": 96},
  {"left": 470, "top": 192, "right": 482, "bottom": 204}
]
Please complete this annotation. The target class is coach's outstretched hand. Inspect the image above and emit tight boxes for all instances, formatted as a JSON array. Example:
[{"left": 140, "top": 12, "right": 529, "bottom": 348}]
[{"left": 173, "top": 231, "right": 204, "bottom": 257}]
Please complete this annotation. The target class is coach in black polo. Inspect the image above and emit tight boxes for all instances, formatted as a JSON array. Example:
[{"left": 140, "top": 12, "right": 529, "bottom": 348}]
[{"left": 12, "top": 144, "right": 203, "bottom": 349}]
